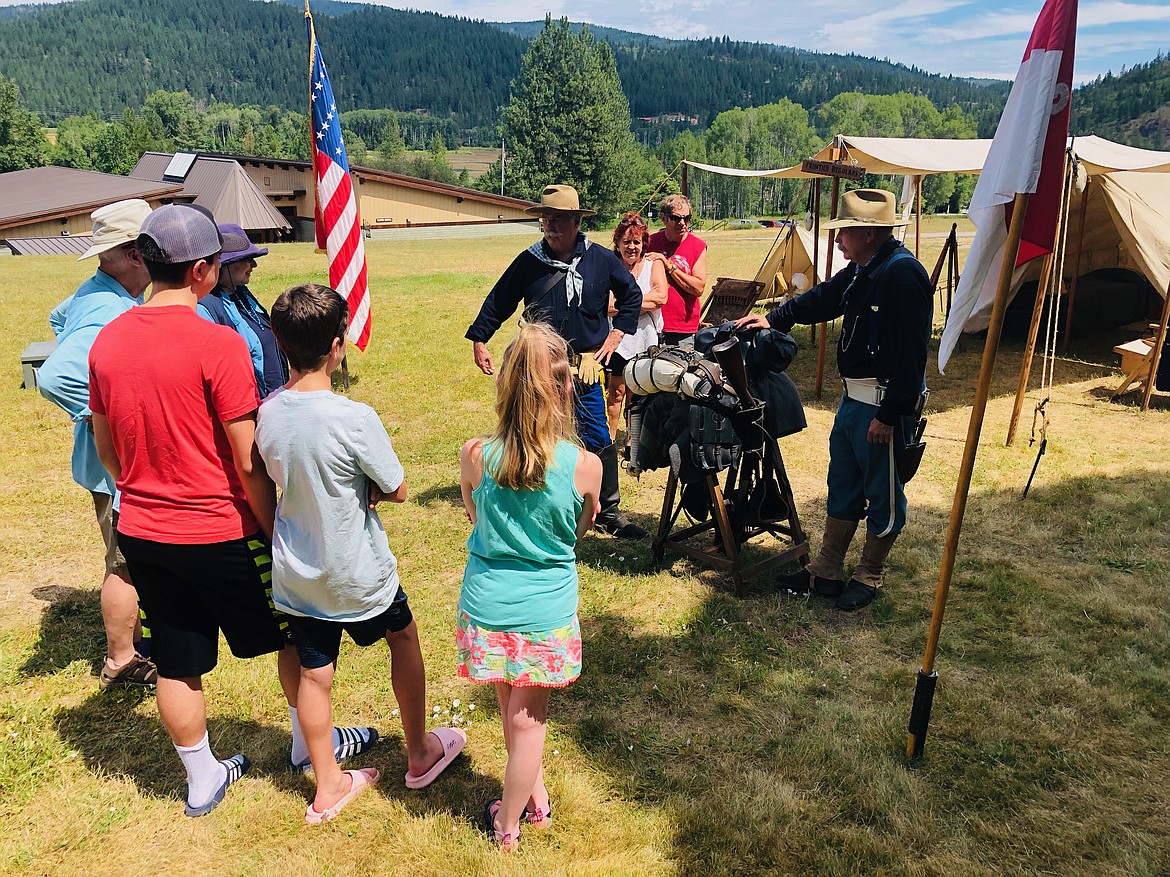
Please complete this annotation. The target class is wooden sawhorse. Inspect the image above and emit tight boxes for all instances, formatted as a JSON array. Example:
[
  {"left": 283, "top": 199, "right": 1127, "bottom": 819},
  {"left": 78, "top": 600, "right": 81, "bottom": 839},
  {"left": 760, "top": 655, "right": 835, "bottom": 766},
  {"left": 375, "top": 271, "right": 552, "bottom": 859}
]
[{"left": 651, "top": 440, "right": 809, "bottom": 597}]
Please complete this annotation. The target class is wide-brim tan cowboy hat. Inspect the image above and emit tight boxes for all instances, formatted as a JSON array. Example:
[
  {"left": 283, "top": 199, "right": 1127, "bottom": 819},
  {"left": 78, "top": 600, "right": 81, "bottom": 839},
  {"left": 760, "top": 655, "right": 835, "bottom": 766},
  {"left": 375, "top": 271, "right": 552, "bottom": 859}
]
[
  {"left": 78, "top": 198, "right": 154, "bottom": 261},
  {"left": 822, "top": 188, "right": 909, "bottom": 230},
  {"left": 524, "top": 184, "right": 597, "bottom": 218}
]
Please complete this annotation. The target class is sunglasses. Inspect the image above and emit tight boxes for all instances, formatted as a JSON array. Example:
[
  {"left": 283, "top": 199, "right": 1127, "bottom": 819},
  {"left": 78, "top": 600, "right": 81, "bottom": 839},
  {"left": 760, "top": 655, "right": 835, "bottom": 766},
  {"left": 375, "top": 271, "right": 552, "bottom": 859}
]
[{"left": 664, "top": 212, "right": 692, "bottom": 224}]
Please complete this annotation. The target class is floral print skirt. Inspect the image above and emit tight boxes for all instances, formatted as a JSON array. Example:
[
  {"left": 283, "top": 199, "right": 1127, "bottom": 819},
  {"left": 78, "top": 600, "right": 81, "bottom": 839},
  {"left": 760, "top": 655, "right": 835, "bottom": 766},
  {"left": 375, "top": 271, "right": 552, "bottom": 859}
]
[{"left": 456, "top": 610, "right": 581, "bottom": 688}]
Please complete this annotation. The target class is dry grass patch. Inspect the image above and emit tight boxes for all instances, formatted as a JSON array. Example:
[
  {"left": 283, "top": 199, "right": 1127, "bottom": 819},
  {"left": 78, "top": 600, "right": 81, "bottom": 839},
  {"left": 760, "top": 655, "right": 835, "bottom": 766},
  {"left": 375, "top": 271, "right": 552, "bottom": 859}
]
[{"left": 1, "top": 232, "right": 1168, "bottom": 876}]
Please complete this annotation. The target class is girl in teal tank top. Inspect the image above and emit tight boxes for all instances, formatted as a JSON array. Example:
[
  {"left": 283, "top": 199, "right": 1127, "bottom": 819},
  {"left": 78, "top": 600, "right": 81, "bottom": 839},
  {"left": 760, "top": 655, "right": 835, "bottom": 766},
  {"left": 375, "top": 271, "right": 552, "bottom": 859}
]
[{"left": 457, "top": 321, "right": 601, "bottom": 852}]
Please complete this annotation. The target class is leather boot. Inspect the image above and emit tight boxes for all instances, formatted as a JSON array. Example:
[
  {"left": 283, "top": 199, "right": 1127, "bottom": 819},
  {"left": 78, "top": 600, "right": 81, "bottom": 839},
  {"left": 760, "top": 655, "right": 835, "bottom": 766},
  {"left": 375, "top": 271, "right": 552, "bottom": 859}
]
[
  {"left": 836, "top": 530, "right": 897, "bottom": 611},
  {"left": 777, "top": 516, "right": 857, "bottom": 597},
  {"left": 594, "top": 444, "right": 647, "bottom": 539}
]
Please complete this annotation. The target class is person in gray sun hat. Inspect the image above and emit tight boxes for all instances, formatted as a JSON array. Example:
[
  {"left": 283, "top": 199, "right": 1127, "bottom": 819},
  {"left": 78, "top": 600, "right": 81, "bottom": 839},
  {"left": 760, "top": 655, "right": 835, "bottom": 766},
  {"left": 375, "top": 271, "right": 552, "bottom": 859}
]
[{"left": 38, "top": 198, "right": 158, "bottom": 691}]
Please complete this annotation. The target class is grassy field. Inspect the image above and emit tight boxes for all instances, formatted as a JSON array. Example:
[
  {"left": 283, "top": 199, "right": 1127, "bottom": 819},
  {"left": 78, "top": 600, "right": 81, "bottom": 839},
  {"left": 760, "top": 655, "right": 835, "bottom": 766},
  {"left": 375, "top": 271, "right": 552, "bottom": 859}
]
[{"left": 1, "top": 230, "right": 1168, "bottom": 876}]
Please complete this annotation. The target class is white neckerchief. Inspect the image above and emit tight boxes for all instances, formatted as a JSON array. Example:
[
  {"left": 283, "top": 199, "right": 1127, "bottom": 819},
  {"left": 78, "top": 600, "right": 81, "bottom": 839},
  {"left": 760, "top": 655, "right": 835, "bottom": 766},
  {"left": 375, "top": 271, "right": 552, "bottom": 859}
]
[{"left": 527, "top": 236, "right": 591, "bottom": 306}]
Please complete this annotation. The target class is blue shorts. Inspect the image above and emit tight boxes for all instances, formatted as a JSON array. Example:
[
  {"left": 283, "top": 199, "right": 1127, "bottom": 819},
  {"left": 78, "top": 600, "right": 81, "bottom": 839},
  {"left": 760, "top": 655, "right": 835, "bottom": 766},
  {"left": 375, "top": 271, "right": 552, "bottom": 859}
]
[{"left": 286, "top": 586, "right": 414, "bottom": 670}]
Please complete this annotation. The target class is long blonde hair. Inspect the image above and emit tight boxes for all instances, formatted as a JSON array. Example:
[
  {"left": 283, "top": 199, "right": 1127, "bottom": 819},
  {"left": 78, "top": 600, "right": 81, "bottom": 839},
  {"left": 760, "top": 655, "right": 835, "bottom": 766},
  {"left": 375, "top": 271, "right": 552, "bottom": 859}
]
[{"left": 489, "top": 320, "right": 575, "bottom": 490}]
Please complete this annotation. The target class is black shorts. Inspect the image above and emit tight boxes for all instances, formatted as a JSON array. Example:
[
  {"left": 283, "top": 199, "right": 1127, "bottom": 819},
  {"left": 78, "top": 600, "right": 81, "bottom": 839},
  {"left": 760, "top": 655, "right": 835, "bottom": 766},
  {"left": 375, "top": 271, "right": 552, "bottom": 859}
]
[
  {"left": 286, "top": 586, "right": 415, "bottom": 670},
  {"left": 118, "top": 532, "right": 291, "bottom": 679},
  {"left": 604, "top": 351, "right": 631, "bottom": 378}
]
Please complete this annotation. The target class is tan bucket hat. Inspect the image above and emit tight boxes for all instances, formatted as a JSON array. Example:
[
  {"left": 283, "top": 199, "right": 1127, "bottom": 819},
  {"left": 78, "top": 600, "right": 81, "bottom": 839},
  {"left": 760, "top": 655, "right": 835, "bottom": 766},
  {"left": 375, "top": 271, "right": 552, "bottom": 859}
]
[
  {"left": 78, "top": 199, "right": 154, "bottom": 261},
  {"left": 822, "top": 189, "right": 909, "bottom": 230},
  {"left": 524, "top": 185, "right": 597, "bottom": 217}
]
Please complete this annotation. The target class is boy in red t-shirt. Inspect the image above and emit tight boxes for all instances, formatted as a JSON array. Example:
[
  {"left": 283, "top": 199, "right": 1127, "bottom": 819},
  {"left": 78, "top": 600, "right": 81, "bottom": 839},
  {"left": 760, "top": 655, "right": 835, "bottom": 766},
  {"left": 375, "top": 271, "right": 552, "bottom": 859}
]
[
  {"left": 646, "top": 193, "right": 708, "bottom": 345},
  {"left": 89, "top": 205, "right": 375, "bottom": 816}
]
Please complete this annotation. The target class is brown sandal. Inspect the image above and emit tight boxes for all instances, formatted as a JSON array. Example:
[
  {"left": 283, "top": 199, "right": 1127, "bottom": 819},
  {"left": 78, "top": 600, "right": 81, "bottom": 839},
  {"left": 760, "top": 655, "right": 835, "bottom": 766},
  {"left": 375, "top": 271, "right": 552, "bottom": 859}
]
[{"left": 100, "top": 654, "right": 158, "bottom": 690}]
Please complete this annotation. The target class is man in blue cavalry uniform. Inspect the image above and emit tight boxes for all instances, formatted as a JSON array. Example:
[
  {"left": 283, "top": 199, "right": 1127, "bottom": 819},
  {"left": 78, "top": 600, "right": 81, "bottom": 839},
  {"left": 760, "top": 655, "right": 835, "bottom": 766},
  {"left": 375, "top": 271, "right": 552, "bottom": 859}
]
[
  {"left": 737, "top": 189, "right": 932, "bottom": 609},
  {"left": 467, "top": 184, "right": 647, "bottom": 539}
]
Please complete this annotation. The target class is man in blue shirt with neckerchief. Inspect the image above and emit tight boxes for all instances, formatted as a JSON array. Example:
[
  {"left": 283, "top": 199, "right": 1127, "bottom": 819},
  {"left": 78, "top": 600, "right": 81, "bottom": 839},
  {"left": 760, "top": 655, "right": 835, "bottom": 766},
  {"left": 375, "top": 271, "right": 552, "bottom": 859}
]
[{"left": 467, "top": 185, "right": 646, "bottom": 539}]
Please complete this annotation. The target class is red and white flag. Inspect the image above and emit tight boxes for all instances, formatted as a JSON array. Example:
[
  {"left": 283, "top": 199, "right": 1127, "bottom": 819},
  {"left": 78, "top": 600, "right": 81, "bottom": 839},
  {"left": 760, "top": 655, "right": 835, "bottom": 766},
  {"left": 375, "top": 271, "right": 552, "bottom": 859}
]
[
  {"left": 939, "top": 0, "right": 1077, "bottom": 371},
  {"left": 307, "top": 5, "right": 371, "bottom": 351}
]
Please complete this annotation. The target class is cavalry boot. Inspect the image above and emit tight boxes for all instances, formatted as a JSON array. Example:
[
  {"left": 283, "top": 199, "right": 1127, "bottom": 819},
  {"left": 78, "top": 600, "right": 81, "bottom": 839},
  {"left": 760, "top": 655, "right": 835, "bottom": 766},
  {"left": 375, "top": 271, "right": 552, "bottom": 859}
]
[
  {"left": 835, "top": 530, "right": 897, "bottom": 611},
  {"left": 594, "top": 444, "right": 647, "bottom": 539},
  {"left": 777, "top": 516, "right": 858, "bottom": 598}
]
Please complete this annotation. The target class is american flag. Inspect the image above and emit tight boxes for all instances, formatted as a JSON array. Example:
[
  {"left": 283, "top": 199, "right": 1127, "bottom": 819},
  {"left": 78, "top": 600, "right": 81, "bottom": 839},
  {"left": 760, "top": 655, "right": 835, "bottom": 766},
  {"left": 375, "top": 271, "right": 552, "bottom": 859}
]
[{"left": 307, "top": 5, "right": 371, "bottom": 351}]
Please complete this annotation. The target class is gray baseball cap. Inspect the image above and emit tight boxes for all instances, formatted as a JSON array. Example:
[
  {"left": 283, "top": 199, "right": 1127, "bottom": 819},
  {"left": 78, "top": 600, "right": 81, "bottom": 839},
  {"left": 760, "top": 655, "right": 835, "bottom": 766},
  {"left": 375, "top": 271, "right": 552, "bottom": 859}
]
[{"left": 138, "top": 204, "right": 223, "bottom": 264}]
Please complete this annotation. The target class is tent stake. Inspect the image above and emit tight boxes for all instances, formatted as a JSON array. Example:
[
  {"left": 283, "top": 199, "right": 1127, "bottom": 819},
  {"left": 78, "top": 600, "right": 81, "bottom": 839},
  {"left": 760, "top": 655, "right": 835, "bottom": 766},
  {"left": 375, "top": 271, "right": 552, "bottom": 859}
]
[{"left": 906, "top": 192, "right": 1030, "bottom": 760}]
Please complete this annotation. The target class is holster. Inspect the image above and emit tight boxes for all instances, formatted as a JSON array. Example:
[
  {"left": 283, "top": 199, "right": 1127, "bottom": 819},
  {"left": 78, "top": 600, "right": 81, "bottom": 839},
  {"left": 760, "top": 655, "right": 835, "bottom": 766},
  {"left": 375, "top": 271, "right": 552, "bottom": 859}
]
[{"left": 896, "top": 417, "right": 928, "bottom": 484}]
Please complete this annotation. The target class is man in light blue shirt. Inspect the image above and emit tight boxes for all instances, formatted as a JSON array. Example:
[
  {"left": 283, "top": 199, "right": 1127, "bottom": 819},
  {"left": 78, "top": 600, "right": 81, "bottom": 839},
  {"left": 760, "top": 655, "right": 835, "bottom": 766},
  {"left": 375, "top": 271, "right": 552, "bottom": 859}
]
[{"left": 38, "top": 199, "right": 158, "bottom": 690}]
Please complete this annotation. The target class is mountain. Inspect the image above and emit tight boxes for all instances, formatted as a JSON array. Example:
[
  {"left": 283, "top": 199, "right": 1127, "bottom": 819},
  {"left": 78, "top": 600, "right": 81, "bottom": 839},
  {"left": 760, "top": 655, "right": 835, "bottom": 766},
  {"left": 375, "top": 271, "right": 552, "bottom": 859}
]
[
  {"left": 0, "top": 0, "right": 1010, "bottom": 137},
  {"left": 1071, "top": 53, "right": 1170, "bottom": 149}
]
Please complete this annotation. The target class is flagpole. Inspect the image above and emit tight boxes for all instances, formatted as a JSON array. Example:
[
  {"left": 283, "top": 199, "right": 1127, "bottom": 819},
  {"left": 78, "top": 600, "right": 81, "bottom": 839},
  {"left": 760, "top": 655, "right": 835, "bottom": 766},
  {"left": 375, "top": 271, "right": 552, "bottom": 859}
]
[{"left": 906, "top": 191, "right": 1031, "bottom": 760}]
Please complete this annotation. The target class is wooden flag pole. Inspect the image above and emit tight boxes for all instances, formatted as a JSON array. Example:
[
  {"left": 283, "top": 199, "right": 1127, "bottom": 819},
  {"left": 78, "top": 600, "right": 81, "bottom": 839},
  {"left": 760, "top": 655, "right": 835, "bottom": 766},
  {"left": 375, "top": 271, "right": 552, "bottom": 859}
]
[
  {"left": 814, "top": 175, "right": 841, "bottom": 399},
  {"left": 1006, "top": 156, "right": 1072, "bottom": 447},
  {"left": 1140, "top": 280, "right": 1170, "bottom": 412},
  {"left": 906, "top": 191, "right": 1030, "bottom": 760}
]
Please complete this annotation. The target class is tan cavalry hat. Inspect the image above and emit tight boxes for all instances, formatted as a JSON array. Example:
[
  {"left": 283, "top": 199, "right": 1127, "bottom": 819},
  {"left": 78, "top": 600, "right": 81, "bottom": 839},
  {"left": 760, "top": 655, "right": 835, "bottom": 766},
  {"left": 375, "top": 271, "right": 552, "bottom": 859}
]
[
  {"left": 524, "top": 185, "right": 597, "bottom": 218},
  {"left": 78, "top": 199, "right": 154, "bottom": 261},
  {"left": 822, "top": 188, "right": 909, "bottom": 230}
]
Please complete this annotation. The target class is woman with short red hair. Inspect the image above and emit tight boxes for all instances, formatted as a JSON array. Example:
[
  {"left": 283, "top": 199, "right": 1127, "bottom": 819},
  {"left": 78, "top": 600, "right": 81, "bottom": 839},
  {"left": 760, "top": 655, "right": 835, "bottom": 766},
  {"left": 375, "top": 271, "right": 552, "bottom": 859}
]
[{"left": 605, "top": 212, "right": 668, "bottom": 444}]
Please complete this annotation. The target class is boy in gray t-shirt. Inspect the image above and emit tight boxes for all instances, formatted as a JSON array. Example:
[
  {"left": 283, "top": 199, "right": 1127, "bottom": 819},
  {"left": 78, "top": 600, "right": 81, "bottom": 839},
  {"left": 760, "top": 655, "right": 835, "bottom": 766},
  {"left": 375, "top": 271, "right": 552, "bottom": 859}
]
[{"left": 257, "top": 283, "right": 465, "bottom": 825}]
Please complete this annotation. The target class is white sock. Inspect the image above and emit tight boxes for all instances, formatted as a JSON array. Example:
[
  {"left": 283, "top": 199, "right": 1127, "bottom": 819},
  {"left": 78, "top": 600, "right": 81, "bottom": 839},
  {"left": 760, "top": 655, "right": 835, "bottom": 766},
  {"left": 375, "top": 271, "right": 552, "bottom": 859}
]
[
  {"left": 289, "top": 705, "right": 307, "bottom": 765},
  {"left": 175, "top": 733, "right": 225, "bottom": 807}
]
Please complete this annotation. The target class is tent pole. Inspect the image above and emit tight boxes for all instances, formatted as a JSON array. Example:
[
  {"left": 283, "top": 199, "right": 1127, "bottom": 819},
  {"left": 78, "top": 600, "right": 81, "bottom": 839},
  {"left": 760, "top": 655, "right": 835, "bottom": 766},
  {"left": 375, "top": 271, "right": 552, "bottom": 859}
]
[
  {"left": 915, "top": 176, "right": 923, "bottom": 259},
  {"left": 1006, "top": 156, "right": 1072, "bottom": 447},
  {"left": 1140, "top": 280, "right": 1170, "bottom": 411},
  {"left": 814, "top": 176, "right": 841, "bottom": 400},
  {"left": 946, "top": 224, "right": 957, "bottom": 319},
  {"left": 680, "top": 146, "right": 688, "bottom": 198},
  {"left": 1060, "top": 176, "right": 1090, "bottom": 352},
  {"left": 810, "top": 179, "right": 822, "bottom": 364},
  {"left": 1005, "top": 249, "right": 1056, "bottom": 446},
  {"left": 906, "top": 191, "right": 1030, "bottom": 760}
]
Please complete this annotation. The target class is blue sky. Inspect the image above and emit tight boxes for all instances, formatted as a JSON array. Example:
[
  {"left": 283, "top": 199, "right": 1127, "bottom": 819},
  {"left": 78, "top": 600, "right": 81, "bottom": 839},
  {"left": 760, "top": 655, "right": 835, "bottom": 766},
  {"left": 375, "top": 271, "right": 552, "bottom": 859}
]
[{"left": 1, "top": 0, "right": 1166, "bottom": 83}]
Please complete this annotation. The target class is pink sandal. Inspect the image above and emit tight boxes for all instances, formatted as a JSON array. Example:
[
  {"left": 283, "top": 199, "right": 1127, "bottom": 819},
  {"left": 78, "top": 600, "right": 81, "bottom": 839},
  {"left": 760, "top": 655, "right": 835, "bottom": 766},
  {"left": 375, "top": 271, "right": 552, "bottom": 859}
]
[
  {"left": 305, "top": 768, "right": 379, "bottom": 824},
  {"left": 523, "top": 797, "right": 553, "bottom": 829},
  {"left": 483, "top": 798, "right": 520, "bottom": 852}
]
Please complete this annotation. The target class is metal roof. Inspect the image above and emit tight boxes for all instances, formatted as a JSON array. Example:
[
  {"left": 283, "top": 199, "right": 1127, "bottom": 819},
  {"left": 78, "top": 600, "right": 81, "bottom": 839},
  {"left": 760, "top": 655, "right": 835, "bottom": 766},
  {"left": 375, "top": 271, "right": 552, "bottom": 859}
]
[
  {"left": 2, "top": 235, "right": 95, "bottom": 256},
  {"left": 202, "top": 151, "right": 537, "bottom": 212},
  {"left": 131, "top": 153, "right": 291, "bottom": 233},
  {"left": 0, "top": 167, "right": 184, "bottom": 230}
]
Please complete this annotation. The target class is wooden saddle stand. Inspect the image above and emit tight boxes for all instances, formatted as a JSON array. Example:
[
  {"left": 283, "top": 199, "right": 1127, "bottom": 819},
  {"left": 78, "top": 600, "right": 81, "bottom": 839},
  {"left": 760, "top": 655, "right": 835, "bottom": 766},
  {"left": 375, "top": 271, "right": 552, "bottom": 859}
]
[{"left": 651, "top": 339, "right": 809, "bottom": 597}]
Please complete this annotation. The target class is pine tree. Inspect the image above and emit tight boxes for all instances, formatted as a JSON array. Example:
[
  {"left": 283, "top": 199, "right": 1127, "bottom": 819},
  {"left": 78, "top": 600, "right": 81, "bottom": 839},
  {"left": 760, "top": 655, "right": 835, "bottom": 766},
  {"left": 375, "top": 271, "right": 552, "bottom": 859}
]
[
  {"left": 494, "top": 16, "right": 643, "bottom": 220},
  {"left": 0, "top": 75, "right": 49, "bottom": 171}
]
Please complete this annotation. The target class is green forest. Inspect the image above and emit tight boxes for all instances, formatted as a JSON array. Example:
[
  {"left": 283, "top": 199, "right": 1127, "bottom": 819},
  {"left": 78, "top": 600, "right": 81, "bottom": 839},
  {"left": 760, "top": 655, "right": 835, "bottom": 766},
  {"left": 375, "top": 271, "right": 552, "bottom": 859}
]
[
  {"left": 1, "top": 0, "right": 1167, "bottom": 220},
  {"left": 0, "top": 0, "right": 1009, "bottom": 138}
]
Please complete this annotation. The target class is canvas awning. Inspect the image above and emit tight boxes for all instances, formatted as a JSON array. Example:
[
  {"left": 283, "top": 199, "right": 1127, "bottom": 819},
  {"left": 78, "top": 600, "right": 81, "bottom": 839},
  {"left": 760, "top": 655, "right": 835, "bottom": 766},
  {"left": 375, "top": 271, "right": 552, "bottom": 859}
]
[{"left": 684, "top": 134, "right": 1170, "bottom": 179}]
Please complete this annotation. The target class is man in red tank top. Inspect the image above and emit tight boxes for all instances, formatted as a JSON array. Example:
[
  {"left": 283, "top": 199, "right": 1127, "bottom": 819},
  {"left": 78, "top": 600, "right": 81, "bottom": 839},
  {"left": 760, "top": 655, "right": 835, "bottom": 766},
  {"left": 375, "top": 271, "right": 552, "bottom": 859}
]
[{"left": 646, "top": 194, "right": 708, "bottom": 346}]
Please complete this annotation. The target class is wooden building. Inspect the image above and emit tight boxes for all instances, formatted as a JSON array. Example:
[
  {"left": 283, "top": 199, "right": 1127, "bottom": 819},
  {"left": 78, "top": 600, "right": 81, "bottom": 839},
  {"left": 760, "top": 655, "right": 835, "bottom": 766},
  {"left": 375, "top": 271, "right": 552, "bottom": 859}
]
[{"left": 198, "top": 153, "right": 535, "bottom": 239}]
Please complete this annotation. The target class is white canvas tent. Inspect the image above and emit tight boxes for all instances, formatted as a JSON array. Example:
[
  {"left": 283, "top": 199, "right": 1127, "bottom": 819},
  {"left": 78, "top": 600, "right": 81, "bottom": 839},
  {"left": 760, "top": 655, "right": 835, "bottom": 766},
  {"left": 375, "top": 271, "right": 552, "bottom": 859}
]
[
  {"left": 686, "top": 134, "right": 1170, "bottom": 333},
  {"left": 754, "top": 224, "right": 826, "bottom": 302}
]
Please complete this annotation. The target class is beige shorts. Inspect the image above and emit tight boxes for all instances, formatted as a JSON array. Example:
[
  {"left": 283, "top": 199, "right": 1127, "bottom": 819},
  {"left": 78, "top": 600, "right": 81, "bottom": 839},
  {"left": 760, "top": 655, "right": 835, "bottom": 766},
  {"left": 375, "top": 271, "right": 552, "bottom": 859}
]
[{"left": 91, "top": 492, "right": 130, "bottom": 579}]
